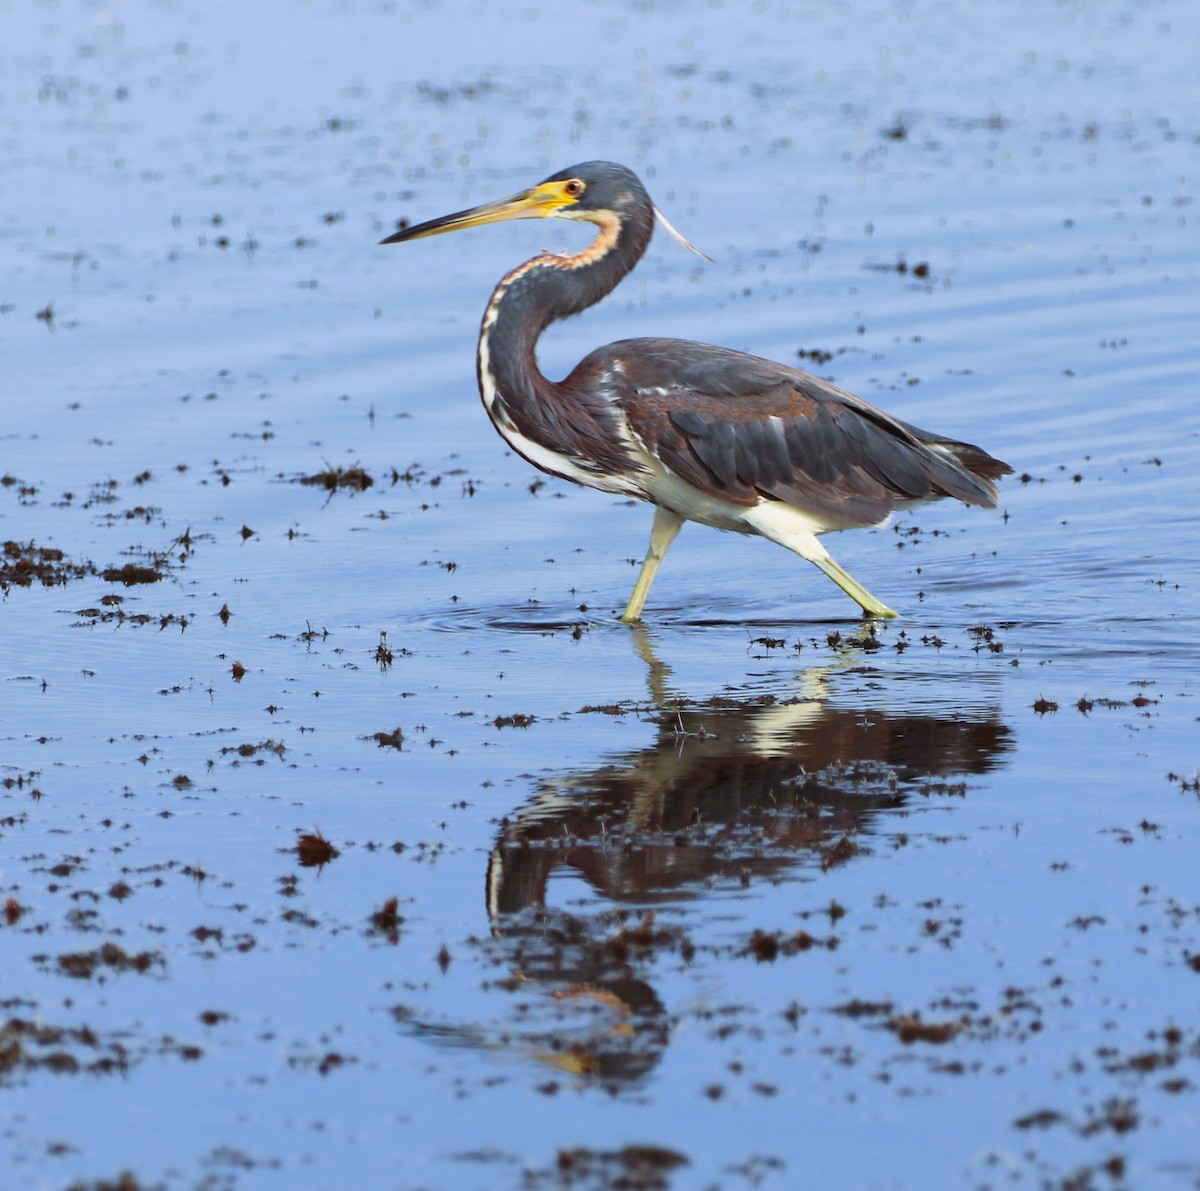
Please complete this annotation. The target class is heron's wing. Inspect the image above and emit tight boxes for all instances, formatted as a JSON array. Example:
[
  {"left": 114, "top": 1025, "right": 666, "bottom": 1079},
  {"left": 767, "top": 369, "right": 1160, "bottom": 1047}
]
[{"left": 575, "top": 338, "right": 1008, "bottom": 526}]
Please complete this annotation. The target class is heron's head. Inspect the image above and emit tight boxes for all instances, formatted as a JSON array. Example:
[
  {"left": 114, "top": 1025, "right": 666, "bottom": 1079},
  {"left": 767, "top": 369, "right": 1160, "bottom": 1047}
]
[{"left": 381, "top": 161, "right": 706, "bottom": 258}]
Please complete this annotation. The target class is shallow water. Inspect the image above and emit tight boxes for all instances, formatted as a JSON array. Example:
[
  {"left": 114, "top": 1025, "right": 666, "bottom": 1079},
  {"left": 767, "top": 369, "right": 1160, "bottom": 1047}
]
[{"left": 3, "top": 1, "right": 1199, "bottom": 1189}]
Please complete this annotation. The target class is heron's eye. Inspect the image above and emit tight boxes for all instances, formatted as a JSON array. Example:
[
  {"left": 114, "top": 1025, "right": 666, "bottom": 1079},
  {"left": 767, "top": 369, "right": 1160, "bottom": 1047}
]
[{"left": 564, "top": 179, "right": 585, "bottom": 198}]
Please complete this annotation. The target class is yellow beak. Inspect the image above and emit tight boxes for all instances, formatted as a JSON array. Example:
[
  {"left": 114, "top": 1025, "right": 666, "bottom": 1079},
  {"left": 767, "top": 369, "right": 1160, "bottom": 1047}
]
[{"left": 380, "top": 181, "right": 579, "bottom": 245}]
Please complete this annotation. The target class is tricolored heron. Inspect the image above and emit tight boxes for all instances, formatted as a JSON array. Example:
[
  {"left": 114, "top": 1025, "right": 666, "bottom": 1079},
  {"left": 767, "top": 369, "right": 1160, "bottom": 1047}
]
[{"left": 382, "top": 161, "right": 1011, "bottom": 621}]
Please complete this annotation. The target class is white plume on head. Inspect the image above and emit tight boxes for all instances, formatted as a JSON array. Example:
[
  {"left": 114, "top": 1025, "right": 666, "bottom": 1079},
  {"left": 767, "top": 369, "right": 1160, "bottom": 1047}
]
[{"left": 653, "top": 205, "right": 712, "bottom": 261}]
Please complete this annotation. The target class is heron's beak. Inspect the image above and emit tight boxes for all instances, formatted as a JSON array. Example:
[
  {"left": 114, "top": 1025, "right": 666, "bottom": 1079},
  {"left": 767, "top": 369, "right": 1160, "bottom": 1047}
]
[{"left": 380, "top": 181, "right": 576, "bottom": 245}]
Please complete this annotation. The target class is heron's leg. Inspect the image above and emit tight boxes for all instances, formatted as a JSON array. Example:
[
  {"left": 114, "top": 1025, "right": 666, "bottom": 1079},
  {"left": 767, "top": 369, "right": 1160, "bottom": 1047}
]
[
  {"left": 740, "top": 505, "right": 899, "bottom": 618},
  {"left": 620, "top": 505, "right": 685, "bottom": 624},
  {"left": 809, "top": 555, "right": 899, "bottom": 619}
]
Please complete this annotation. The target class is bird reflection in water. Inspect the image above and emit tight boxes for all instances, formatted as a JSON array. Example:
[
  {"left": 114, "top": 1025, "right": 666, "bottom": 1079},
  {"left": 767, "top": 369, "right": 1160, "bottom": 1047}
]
[
  {"left": 487, "top": 628, "right": 1011, "bottom": 914},
  {"left": 398, "top": 630, "right": 1013, "bottom": 1086}
]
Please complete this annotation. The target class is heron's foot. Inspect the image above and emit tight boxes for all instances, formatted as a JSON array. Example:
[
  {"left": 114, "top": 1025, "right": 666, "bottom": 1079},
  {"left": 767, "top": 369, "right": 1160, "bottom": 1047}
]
[{"left": 861, "top": 603, "right": 900, "bottom": 620}]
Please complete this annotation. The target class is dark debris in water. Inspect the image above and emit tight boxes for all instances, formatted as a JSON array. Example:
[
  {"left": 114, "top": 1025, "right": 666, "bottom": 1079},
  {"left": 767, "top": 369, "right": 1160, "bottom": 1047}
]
[
  {"left": 743, "top": 928, "right": 835, "bottom": 962},
  {"left": 75, "top": 598, "right": 190, "bottom": 630},
  {"left": 1, "top": 540, "right": 93, "bottom": 591},
  {"left": 1, "top": 1015, "right": 133, "bottom": 1081},
  {"left": 865, "top": 256, "right": 932, "bottom": 280},
  {"left": 100, "top": 563, "right": 164, "bottom": 585},
  {"left": 368, "top": 898, "right": 404, "bottom": 944},
  {"left": 218, "top": 739, "right": 286, "bottom": 764},
  {"left": 297, "top": 464, "right": 373, "bottom": 492},
  {"left": 41, "top": 943, "right": 163, "bottom": 981},
  {"left": 295, "top": 829, "right": 339, "bottom": 868},
  {"left": 370, "top": 727, "right": 405, "bottom": 750},
  {"left": 493, "top": 713, "right": 536, "bottom": 729},
  {"left": 539, "top": 1144, "right": 689, "bottom": 1191},
  {"left": 63, "top": 1174, "right": 168, "bottom": 1191}
]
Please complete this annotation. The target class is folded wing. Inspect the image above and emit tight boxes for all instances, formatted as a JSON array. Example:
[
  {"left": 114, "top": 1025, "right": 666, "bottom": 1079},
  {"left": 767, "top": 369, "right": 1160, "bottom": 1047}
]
[{"left": 566, "top": 338, "right": 1011, "bottom": 528}]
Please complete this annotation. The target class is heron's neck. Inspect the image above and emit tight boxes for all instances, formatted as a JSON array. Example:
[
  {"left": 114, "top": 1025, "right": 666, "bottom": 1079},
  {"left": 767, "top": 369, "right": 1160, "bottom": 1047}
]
[{"left": 476, "top": 212, "right": 652, "bottom": 414}]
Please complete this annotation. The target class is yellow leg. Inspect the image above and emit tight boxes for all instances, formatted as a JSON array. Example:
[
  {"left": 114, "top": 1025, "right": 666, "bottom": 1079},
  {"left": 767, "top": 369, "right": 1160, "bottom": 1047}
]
[
  {"left": 620, "top": 506, "right": 685, "bottom": 624},
  {"left": 811, "top": 555, "right": 899, "bottom": 619},
  {"left": 740, "top": 505, "right": 899, "bottom": 620}
]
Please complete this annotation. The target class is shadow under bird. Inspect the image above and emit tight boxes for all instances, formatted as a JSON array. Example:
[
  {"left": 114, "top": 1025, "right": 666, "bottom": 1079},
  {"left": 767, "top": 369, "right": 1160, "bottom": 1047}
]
[{"left": 382, "top": 161, "right": 1011, "bottom": 621}]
